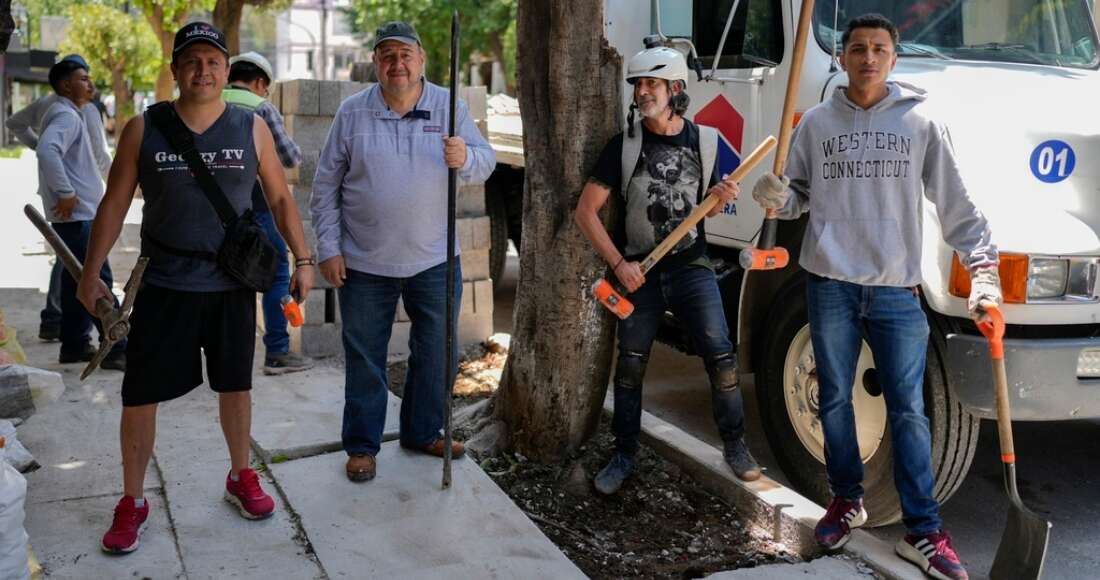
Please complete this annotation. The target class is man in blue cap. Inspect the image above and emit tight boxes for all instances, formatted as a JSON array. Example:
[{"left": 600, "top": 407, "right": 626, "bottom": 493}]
[{"left": 6, "top": 54, "right": 112, "bottom": 341}]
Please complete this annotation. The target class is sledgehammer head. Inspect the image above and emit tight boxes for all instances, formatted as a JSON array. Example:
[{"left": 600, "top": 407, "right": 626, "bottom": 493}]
[
  {"left": 739, "top": 247, "right": 790, "bottom": 271},
  {"left": 592, "top": 278, "right": 635, "bottom": 319}
]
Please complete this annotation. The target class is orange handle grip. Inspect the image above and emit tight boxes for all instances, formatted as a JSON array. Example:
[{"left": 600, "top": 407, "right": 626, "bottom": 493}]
[
  {"left": 282, "top": 296, "right": 304, "bottom": 327},
  {"left": 975, "top": 305, "right": 1005, "bottom": 359}
]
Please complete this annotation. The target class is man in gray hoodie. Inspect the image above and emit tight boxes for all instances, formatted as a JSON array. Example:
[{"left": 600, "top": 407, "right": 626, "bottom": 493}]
[
  {"left": 37, "top": 56, "right": 126, "bottom": 370},
  {"left": 752, "top": 14, "right": 999, "bottom": 580}
]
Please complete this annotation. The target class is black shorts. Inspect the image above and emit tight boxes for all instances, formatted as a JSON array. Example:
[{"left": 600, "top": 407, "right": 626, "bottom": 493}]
[{"left": 122, "top": 283, "right": 255, "bottom": 406}]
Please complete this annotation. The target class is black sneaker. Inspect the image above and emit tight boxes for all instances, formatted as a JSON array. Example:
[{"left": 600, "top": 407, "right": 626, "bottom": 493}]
[
  {"left": 263, "top": 352, "right": 315, "bottom": 375},
  {"left": 723, "top": 438, "right": 762, "bottom": 481},
  {"left": 59, "top": 343, "right": 96, "bottom": 364},
  {"left": 39, "top": 321, "right": 61, "bottom": 342},
  {"left": 594, "top": 452, "right": 635, "bottom": 495},
  {"left": 100, "top": 349, "right": 126, "bottom": 372}
]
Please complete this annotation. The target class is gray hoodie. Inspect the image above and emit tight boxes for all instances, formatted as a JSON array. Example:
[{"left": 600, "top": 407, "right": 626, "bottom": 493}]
[{"left": 779, "top": 82, "right": 997, "bottom": 286}]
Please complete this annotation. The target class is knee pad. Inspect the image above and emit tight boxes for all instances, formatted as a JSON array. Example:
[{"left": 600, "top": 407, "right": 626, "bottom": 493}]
[
  {"left": 614, "top": 350, "right": 649, "bottom": 389},
  {"left": 706, "top": 352, "right": 739, "bottom": 392}
]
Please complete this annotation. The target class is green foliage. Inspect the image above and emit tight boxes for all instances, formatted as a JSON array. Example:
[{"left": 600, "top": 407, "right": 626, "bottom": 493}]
[
  {"left": 59, "top": 4, "right": 160, "bottom": 115},
  {"left": 344, "top": 0, "right": 516, "bottom": 88},
  {"left": 134, "top": 0, "right": 215, "bottom": 32}
]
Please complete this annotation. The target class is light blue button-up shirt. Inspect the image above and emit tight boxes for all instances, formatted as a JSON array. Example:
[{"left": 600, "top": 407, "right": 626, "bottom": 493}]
[{"left": 310, "top": 81, "right": 495, "bottom": 278}]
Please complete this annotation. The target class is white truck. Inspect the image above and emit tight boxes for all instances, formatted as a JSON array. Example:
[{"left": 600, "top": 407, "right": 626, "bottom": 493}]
[{"left": 486, "top": 0, "right": 1100, "bottom": 526}]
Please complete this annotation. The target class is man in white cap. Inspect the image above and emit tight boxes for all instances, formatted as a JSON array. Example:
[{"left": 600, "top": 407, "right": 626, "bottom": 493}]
[{"left": 223, "top": 51, "right": 314, "bottom": 375}]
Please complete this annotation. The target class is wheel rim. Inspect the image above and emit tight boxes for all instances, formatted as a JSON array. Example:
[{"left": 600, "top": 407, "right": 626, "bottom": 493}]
[{"left": 783, "top": 325, "right": 888, "bottom": 464}]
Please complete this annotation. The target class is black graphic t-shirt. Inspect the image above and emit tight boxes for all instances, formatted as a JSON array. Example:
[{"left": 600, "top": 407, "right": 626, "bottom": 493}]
[{"left": 590, "top": 120, "right": 718, "bottom": 274}]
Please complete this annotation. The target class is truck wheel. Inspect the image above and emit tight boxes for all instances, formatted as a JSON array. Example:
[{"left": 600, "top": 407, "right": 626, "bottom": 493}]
[
  {"left": 487, "top": 190, "right": 509, "bottom": 289},
  {"left": 756, "top": 278, "right": 979, "bottom": 526}
]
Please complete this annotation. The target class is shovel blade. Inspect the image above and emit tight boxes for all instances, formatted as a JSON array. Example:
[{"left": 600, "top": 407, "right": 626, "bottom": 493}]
[{"left": 990, "top": 504, "right": 1051, "bottom": 580}]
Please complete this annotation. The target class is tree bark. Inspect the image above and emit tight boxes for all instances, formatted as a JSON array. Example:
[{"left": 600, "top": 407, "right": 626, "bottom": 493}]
[
  {"left": 494, "top": 0, "right": 623, "bottom": 462},
  {"left": 213, "top": 0, "right": 246, "bottom": 56},
  {"left": 145, "top": 5, "right": 188, "bottom": 102},
  {"left": 110, "top": 67, "right": 133, "bottom": 134},
  {"left": 486, "top": 30, "right": 512, "bottom": 93}
]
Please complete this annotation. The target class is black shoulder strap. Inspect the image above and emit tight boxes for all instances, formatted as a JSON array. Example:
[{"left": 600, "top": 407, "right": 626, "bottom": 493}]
[{"left": 147, "top": 101, "right": 239, "bottom": 226}]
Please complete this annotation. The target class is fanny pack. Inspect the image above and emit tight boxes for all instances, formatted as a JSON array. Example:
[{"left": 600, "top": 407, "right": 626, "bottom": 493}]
[{"left": 145, "top": 102, "right": 277, "bottom": 292}]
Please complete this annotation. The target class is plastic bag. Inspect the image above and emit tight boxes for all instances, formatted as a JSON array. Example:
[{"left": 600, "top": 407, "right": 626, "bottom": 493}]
[
  {"left": 0, "top": 308, "right": 27, "bottom": 366},
  {"left": 0, "top": 422, "right": 36, "bottom": 473},
  {"left": 0, "top": 440, "right": 30, "bottom": 580}
]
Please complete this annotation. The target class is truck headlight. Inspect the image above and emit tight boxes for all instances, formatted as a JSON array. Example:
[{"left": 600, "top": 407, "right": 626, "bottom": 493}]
[{"left": 1027, "top": 258, "right": 1068, "bottom": 299}]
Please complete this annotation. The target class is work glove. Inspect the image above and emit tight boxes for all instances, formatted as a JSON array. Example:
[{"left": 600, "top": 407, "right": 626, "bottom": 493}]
[
  {"left": 968, "top": 266, "right": 1002, "bottom": 321},
  {"left": 751, "top": 173, "right": 790, "bottom": 210}
]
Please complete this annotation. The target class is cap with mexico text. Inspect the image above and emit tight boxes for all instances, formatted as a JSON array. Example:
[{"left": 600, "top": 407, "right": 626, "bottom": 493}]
[
  {"left": 173, "top": 22, "right": 229, "bottom": 60},
  {"left": 372, "top": 21, "right": 421, "bottom": 50}
]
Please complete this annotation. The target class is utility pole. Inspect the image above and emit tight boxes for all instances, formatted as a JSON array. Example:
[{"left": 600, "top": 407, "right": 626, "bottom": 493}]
[{"left": 319, "top": 0, "right": 328, "bottom": 80}]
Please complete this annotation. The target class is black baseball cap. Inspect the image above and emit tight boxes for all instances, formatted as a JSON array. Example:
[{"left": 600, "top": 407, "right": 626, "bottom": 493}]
[
  {"left": 173, "top": 22, "right": 229, "bottom": 60},
  {"left": 373, "top": 21, "right": 421, "bottom": 50}
]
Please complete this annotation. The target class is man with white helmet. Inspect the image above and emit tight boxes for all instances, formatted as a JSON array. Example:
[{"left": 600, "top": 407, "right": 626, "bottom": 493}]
[
  {"left": 575, "top": 45, "right": 761, "bottom": 494},
  {"left": 223, "top": 51, "right": 314, "bottom": 375}
]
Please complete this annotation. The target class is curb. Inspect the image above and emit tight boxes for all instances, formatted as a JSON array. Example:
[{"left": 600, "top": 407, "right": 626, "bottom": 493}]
[{"left": 606, "top": 402, "right": 926, "bottom": 580}]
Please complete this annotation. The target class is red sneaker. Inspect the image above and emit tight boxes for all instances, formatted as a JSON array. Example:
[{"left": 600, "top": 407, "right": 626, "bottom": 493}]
[
  {"left": 896, "top": 530, "right": 969, "bottom": 580},
  {"left": 101, "top": 496, "right": 149, "bottom": 554},
  {"left": 224, "top": 468, "right": 275, "bottom": 520}
]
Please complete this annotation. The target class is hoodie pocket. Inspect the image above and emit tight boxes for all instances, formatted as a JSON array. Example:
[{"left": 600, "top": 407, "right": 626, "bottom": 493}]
[{"left": 812, "top": 219, "right": 905, "bottom": 278}]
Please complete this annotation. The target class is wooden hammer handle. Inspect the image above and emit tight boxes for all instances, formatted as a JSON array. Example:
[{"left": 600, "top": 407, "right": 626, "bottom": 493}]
[
  {"left": 774, "top": 0, "right": 816, "bottom": 177},
  {"left": 640, "top": 136, "right": 777, "bottom": 273}
]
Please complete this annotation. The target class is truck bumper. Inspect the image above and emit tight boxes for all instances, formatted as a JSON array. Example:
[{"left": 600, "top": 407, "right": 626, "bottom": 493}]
[{"left": 946, "top": 334, "right": 1100, "bottom": 420}]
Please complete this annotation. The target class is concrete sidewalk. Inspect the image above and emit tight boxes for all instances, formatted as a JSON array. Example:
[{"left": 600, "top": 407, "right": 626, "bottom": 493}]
[{"left": 3, "top": 288, "right": 581, "bottom": 580}]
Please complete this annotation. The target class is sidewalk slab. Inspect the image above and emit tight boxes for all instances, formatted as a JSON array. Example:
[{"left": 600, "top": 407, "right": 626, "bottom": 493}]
[
  {"left": 270, "top": 442, "right": 585, "bottom": 579},
  {"left": 707, "top": 556, "right": 876, "bottom": 579},
  {"left": 25, "top": 492, "right": 184, "bottom": 580},
  {"left": 250, "top": 366, "right": 401, "bottom": 461}
]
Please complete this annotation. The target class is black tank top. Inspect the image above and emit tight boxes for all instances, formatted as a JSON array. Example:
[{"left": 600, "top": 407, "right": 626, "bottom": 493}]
[{"left": 138, "top": 103, "right": 258, "bottom": 291}]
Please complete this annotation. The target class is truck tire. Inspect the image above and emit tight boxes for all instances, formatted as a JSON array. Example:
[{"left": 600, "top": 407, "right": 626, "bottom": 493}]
[
  {"left": 487, "top": 190, "right": 509, "bottom": 289},
  {"left": 756, "top": 276, "right": 979, "bottom": 526}
]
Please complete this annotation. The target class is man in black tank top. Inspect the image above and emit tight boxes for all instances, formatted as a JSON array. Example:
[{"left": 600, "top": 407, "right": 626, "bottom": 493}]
[{"left": 76, "top": 22, "right": 315, "bottom": 555}]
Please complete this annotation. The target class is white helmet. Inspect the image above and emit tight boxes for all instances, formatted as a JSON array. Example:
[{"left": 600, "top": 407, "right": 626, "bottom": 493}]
[
  {"left": 229, "top": 51, "right": 275, "bottom": 84},
  {"left": 625, "top": 46, "right": 688, "bottom": 85}
]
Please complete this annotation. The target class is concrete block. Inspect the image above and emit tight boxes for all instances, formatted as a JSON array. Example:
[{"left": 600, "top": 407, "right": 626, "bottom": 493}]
[
  {"left": 460, "top": 85, "right": 488, "bottom": 121},
  {"left": 268, "top": 444, "right": 585, "bottom": 579},
  {"left": 387, "top": 320, "right": 411, "bottom": 359},
  {"left": 341, "top": 81, "right": 371, "bottom": 103},
  {"left": 285, "top": 150, "right": 320, "bottom": 186},
  {"left": 318, "top": 80, "right": 345, "bottom": 116},
  {"left": 458, "top": 216, "right": 491, "bottom": 252},
  {"left": 249, "top": 366, "right": 401, "bottom": 461},
  {"left": 476, "top": 118, "right": 489, "bottom": 138},
  {"left": 280, "top": 79, "right": 320, "bottom": 116},
  {"left": 460, "top": 248, "right": 490, "bottom": 282},
  {"left": 283, "top": 115, "right": 334, "bottom": 152},
  {"left": 300, "top": 287, "right": 339, "bottom": 325},
  {"left": 24, "top": 493, "right": 184, "bottom": 579},
  {"left": 458, "top": 309, "right": 493, "bottom": 346},
  {"left": 268, "top": 81, "right": 282, "bottom": 112},
  {"left": 458, "top": 183, "right": 485, "bottom": 217},
  {"left": 292, "top": 184, "right": 313, "bottom": 219},
  {"left": 471, "top": 278, "right": 494, "bottom": 314},
  {"left": 299, "top": 322, "right": 342, "bottom": 358}
]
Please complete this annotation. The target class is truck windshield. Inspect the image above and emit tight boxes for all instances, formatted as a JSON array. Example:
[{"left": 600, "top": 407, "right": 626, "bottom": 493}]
[{"left": 813, "top": 0, "right": 1099, "bottom": 69}]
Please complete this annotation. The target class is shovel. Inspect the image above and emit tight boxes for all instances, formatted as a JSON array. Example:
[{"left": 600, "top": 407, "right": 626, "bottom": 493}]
[{"left": 977, "top": 304, "right": 1051, "bottom": 580}]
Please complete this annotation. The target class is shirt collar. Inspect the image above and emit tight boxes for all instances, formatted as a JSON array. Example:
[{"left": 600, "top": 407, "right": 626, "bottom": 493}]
[{"left": 369, "top": 81, "right": 431, "bottom": 120}]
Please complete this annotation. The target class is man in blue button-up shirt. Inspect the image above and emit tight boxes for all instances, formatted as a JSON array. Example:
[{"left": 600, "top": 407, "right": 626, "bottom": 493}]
[{"left": 311, "top": 21, "right": 494, "bottom": 482}]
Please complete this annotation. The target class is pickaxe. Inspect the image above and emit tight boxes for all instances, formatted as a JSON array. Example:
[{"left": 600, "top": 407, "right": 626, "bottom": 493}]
[
  {"left": 24, "top": 204, "right": 147, "bottom": 380},
  {"left": 738, "top": 0, "right": 816, "bottom": 271},
  {"left": 593, "top": 136, "right": 777, "bottom": 319}
]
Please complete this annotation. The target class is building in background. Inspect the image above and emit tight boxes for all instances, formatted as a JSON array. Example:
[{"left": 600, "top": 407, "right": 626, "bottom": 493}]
[{"left": 275, "top": 0, "right": 364, "bottom": 82}]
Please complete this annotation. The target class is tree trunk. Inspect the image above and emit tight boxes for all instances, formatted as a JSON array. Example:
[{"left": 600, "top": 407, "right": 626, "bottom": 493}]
[
  {"left": 486, "top": 30, "right": 512, "bottom": 94},
  {"left": 145, "top": 6, "right": 183, "bottom": 102},
  {"left": 111, "top": 68, "right": 134, "bottom": 134},
  {"left": 213, "top": 0, "right": 245, "bottom": 56},
  {"left": 494, "top": 0, "right": 623, "bottom": 462}
]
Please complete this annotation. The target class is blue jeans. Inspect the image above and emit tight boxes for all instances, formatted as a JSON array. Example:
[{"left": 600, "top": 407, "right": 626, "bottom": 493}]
[
  {"left": 53, "top": 220, "right": 125, "bottom": 357},
  {"left": 806, "top": 274, "right": 941, "bottom": 535},
  {"left": 41, "top": 260, "right": 62, "bottom": 325},
  {"left": 338, "top": 261, "right": 462, "bottom": 456},
  {"left": 256, "top": 210, "right": 291, "bottom": 355},
  {"left": 612, "top": 264, "right": 745, "bottom": 456}
]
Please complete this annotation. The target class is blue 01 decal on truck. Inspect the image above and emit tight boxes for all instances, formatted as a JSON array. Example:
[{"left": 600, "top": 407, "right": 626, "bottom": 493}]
[{"left": 1029, "top": 140, "right": 1075, "bottom": 184}]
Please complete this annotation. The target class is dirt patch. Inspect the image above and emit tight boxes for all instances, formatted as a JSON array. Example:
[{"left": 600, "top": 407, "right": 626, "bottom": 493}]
[{"left": 480, "top": 426, "right": 797, "bottom": 579}]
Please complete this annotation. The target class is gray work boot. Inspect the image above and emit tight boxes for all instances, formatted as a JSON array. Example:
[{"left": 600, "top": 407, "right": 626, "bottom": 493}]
[
  {"left": 723, "top": 438, "right": 762, "bottom": 482},
  {"left": 594, "top": 452, "right": 635, "bottom": 495},
  {"left": 263, "top": 352, "right": 315, "bottom": 375}
]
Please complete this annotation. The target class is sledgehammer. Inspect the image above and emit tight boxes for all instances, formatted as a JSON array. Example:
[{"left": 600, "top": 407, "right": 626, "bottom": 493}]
[
  {"left": 738, "top": 0, "right": 816, "bottom": 271},
  {"left": 593, "top": 136, "right": 777, "bottom": 319}
]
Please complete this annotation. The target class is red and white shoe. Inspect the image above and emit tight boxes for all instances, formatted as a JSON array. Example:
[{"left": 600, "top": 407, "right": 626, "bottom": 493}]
[
  {"left": 224, "top": 468, "right": 275, "bottom": 520},
  {"left": 896, "top": 530, "right": 969, "bottom": 580},
  {"left": 101, "top": 496, "right": 149, "bottom": 554}
]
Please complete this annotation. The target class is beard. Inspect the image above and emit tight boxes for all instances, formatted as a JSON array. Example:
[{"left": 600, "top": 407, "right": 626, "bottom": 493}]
[{"left": 637, "top": 95, "right": 670, "bottom": 119}]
